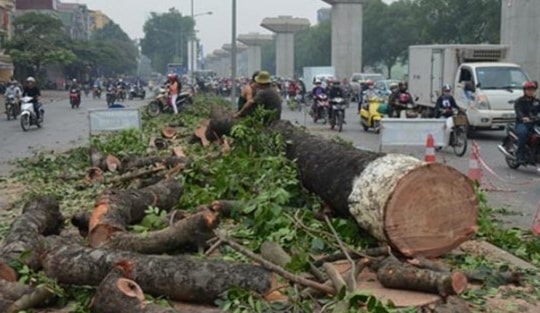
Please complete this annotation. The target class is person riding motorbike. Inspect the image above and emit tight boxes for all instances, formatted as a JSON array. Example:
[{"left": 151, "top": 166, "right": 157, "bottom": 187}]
[
  {"left": 328, "top": 79, "right": 346, "bottom": 123},
  {"left": 435, "top": 84, "right": 465, "bottom": 147},
  {"left": 22, "top": 77, "right": 41, "bottom": 120},
  {"left": 69, "top": 78, "right": 81, "bottom": 99},
  {"left": 388, "top": 80, "right": 414, "bottom": 118},
  {"left": 4, "top": 81, "right": 21, "bottom": 114},
  {"left": 167, "top": 73, "right": 181, "bottom": 114},
  {"left": 311, "top": 79, "right": 327, "bottom": 115},
  {"left": 514, "top": 80, "right": 540, "bottom": 165}
]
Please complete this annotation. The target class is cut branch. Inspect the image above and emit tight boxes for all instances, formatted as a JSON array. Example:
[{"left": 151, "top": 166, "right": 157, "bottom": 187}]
[
  {"left": 0, "top": 196, "right": 64, "bottom": 281},
  {"left": 88, "top": 179, "right": 183, "bottom": 248},
  {"left": 42, "top": 237, "right": 272, "bottom": 304}
]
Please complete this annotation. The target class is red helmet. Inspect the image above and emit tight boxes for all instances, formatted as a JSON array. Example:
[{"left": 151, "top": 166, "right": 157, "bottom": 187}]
[
  {"left": 523, "top": 80, "right": 537, "bottom": 90},
  {"left": 167, "top": 73, "right": 177, "bottom": 81},
  {"left": 366, "top": 79, "right": 374, "bottom": 86},
  {"left": 399, "top": 93, "right": 410, "bottom": 103}
]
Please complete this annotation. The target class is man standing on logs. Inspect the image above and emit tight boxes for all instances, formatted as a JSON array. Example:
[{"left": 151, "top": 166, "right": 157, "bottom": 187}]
[{"left": 235, "top": 71, "right": 282, "bottom": 124}]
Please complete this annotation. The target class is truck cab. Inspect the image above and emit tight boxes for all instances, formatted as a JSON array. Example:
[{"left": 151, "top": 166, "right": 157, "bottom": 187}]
[
  {"left": 454, "top": 63, "right": 528, "bottom": 130},
  {"left": 408, "top": 45, "right": 530, "bottom": 132}
]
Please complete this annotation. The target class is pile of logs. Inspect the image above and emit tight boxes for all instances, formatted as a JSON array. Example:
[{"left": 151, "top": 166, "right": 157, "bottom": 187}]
[{"left": 0, "top": 106, "right": 523, "bottom": 313}]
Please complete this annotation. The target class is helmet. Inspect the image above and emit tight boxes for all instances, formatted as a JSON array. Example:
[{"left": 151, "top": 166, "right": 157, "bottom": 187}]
[
  {"left": 72, "top": 78, "right": 77, "bottom": 82},
  {"left": 442, "top": 84, "right": 452, "bottom": 92},
  {"left": 314, "top": 79, "right": 321, "bottom": 84},
  {"left": 523, "top": 80, "right": 537, "bottom": 90},
  {"left": 26, "top": 76, "right": 35, "bottom": 82},
  {"left": 366, "top": 79, "right": 374, "bottom": 86},
  {"left": 168, "top": 73, "right": 177, "bottom": 81},
  {"left": 119, "top": 78, "right": 123, "bottom": 82},
  {"left": 389, "top": 82, "right": 398, "bottom": 89},
  {"left": 398, "top": 80, "right": 408, "bottom": 90}
]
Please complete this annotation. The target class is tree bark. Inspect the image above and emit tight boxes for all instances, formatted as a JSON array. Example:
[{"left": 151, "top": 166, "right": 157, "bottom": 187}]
[
  {"left": 0, "top": 196, "right": 64, "bottom": 281},
  {"left": 42, "top": 237, "right": 273, "bottom": 304},
  {"left": 101, "top": 210, "right": 219, "bottom": 254},
  {"left": 120, "top": 156, "right": 188, "bottom": 172},
  {"left": 376, "top": 257, "right": 468, "bottom": 297},
  {"left": 201, "top": 115, "right": 478, "bottom": 257},
  {"left": 88, "top": 179, "right": 183, "bottom": 248},
  {"left": 91, "top": 264, "right": 182, "bottom": 313}
]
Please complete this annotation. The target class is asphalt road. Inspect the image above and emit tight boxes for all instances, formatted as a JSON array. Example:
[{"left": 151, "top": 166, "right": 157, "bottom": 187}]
[
  {"left": 280, "top": 101, "right": 540, "bottom": 229},
  {"left": 0, "top": 92, "right": 148, "bottom": 176}
]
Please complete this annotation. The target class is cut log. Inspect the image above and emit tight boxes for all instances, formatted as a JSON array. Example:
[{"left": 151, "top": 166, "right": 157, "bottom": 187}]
[
  {"left": 121, "top": 156, "right": 187, "bottom": 172},
  {"left": 200, "top": 115, "right": 478, "bottom": 257},
  {"left": 88, "top": 179, "right": 183, "bottom": 248},
  {"left": 91, "top": 262, "right": 182, "bottom": 313},
  {"left": 376, "top": 257, "right": 468, "bottom": 297},
  {"left": 272, "top": 121, "right": 479, "bottom": 257},
  {"left": 0, "top": 196, "right": 64, "bottom": 281},
  {"left": 161, "top": 126, "right": 177, "bottom": 139},
  {"left": 101, "top": 210, "right": 219, "bottom": 254},
  {"left": 205, "top": 106, "right": 235, "bottom": 142},
  {"left": 42, "top": 237, "right": 273, "bottom": 304},
  {"left": 90, "top": 147, "right": 122, "bottom": 173}
]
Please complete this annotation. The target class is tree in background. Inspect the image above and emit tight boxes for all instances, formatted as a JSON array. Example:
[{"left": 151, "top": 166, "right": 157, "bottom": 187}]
[
  {"left": 5, "top": 12, "right": 76, "bottom": 82},
  {"left": 140, "top": 8, "right": 194, "bottom": 73},
  {"left": 294, "top": 20, "right": 332, "bottom": 76}
]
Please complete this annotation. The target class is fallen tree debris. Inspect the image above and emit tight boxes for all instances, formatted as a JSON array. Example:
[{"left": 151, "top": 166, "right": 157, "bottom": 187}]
[
  {"left": 376, "top": 256, "right": 468, "bottom": 297},
  {"left": 42, "top": 237, "right": 273, "bottom": 304},
  {"left": 90, "top": 262, "right": 182, "bottom": 313},
  {"left": 88, "top": 179, "right": 183, "bottom": 248},
  {"left": 0, "top": 196, "right": 64, "bottom": 281}
]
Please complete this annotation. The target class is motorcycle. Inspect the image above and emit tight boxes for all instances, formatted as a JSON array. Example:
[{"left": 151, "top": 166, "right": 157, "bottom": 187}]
[
  {"left": 5, "top": 94, "right": 18, "bottom": 120},
  {"left": 128, "top": 85, "right": 146, "bottom": 100},
  {"left": 116, "top": 86, "right": 126, "bottom": 102},
  {"left": 360, "top": 96, "right": 384, "bottom": 133},
  {"left": 20, "top": 96, "right": 44, "bottom": 131},
  {"left": 329, "top": 97, "right": 347, "bottom": 132},
  {"left": 106, "top": 87, "right": 116, "bottom": 107},
  {"left": 498, "top": 116, "right": 540, "bottom": 170},
  {"left": 69, "top": 88, "right": 81, "bottom": 109},
  {"left": 92, "top": 87, "right": 102, "bottom": 100},
  {"left": 310, "top": 93, "right": 330, "bottom": 124},
  {"left": 146, "top": 88, "right": 193, "bottom": 117}
]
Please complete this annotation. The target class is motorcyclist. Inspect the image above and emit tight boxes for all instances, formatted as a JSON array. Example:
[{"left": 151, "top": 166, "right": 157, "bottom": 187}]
[
  {"left": 435, "top": 84, "right": 465, "bottom": 146},
  {"left": 311, "top": 79, "right": 327, "bottom": 115},
  {"left": 167, "top": 73, "right": 181, "bottom": 114},
  {"left": 4, "top": 81, "right": 21, "bottom": 114},
  {"left": 514, "top": 80, "right": 540, "bottom": 165},
  {"left": 328, "top": 79, "right": 346, "bottom": 123},
  {"left": 388, "top": 80, "right": 414, "bottom": 118},
  {"left": 69, "top": 78, "right": 81, "bottom": 99},
  {"left": 22, "top": 77, "right": 41, "bottom": 120}
]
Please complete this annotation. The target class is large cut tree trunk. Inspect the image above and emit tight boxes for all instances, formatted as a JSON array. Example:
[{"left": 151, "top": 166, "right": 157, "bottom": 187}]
[
  {"left": 0, "top": 196, "right": 64, "bottom": 281},
  {"left": 42, "top": 237, "right": 273, "bottom": 304},
  {"left": 201, "top": 114, "right": 479, "bottom": 258},
  {"left": 88, "top": 179, "right": 183, "bottom": 247}
]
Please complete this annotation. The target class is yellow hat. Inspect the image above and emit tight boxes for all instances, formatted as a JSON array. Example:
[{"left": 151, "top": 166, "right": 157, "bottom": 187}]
[{"left": 255, "top": 71, "right": 272, "bottom": 84}]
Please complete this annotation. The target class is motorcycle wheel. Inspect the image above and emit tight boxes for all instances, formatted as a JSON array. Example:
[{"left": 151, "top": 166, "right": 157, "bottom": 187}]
[
  {"left": 20, "top": 115, "right": 30, "bottom": 131},
  {"left": 373, "top": 120, "right": 381, "bottom": 134},
  {"left": 35, "top": 115, "right": 41, "bottom": 128},
  {"left": 502, "top": 138, "right": 520, "bottom": 169},
  {"left": 146, "top": 101, "right": 162, "bottom": 117},
  {"left": 452, "top": 127, "right": 468, "bottom": 157},
  {"left": 337, "top": 111, "right": 344, "bottom": 132}
]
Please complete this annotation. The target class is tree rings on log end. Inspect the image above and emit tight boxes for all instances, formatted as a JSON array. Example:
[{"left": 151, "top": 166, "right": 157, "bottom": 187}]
[
  {"left": 450, "top": 272, "right": 468, "bottom": 295},
  {"left": 384, "top": 163, "right": 478, "bottom": 258}
]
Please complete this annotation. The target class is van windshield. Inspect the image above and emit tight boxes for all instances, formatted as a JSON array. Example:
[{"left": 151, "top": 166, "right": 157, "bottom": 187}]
[{"left": 475, "top": 67, "right": 528, "bottom": 90}]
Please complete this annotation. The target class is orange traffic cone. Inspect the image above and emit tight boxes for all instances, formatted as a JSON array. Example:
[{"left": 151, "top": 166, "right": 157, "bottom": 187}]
[
  {"left": 468, "top": 141, "right": 482, "bottom": 184},
  {"left": 424, "top": 134, "right": 436, "bottom": 163}
]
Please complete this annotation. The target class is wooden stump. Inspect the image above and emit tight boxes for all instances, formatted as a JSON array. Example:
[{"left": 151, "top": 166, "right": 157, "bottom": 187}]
[
  {"left": 0, "top": 196, "right": 64, "bottom": 281},
  {"left": 42, "top": 237, "right": 273, "bottom": 304},
  {"left": 88, "top": 179, "right": 183, "bottom": 248}
]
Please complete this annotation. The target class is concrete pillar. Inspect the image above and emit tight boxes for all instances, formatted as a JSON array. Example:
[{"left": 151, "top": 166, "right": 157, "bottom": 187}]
[
  {"left": 214, "top": 49, "right": 230, "bottom": 77},
  {"left": 501, "top": 0, "right": 540, "bottom": 81},
  {"left": 238, "top": 33, "right": 274, "bottom": 76},
  {"left": 261, "top": 16, "right": 310, "bottom": 78},
  {"left": 322, "top": 0, "right": 364, "bottom": 81},
  {"left": 223, "top": 43, "right": 248, "bottom": 78}
]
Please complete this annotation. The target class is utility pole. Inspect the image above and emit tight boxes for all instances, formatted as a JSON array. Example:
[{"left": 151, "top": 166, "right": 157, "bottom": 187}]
[
  {"left": 190, "top": 0, "right": 195, "bottom": 85},
  {"left": 230, "top": 0, "right": 237, "bottom": 105}
]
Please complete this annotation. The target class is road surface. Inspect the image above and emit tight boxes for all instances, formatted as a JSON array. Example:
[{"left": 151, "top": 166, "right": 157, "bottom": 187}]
[
  {"left": 0, "top": 91, "right": 148, "bottom": 176},
  {"left": 280, "top": 101, "right": 539, "bottom": 229}
]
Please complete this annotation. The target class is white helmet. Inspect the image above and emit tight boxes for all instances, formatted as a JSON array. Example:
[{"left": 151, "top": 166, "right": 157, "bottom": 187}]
[
  {"left": 72, "top": 78, "right": 77, "bottom": 82},
  {"left": 119, "top": 78, "right": 123, "bottom": 82},
  {"left": 314, "top": 79, "right": 322, "bottom": 84},
  {"left": 26, "top": 76, "right": 36, "bottom": 82}
]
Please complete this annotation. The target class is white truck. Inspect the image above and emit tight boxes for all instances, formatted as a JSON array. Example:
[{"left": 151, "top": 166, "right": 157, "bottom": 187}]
[
  {"left": 408, "top": 44, "right": 530, "bottom": 131},
  {"left": 303, "top": 66, "right": 335, "bottom": 91}
]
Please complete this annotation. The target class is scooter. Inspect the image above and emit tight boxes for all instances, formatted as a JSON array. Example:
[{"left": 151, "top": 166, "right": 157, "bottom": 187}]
[
  {"left": 106, "top": 87, "right": 116, "bottom": 107},
  {"left": 329, "top": 97, "right": 347, "bottom": 132},
  {"left": 311, "top": 93, "right": 330, "bottom": 124},
  {"left": 498, "top": 116, "right": 540, "bottom": 170},
  {"left": 5, "top": 94, "right": 18, "bottom": 120},
  {"left": 360, "top": 96, "right": 384, "bottom": 133},
  {"left": 146, "top": 89, "right": 193, "bottom": 117},
  {"left": 20, "top": 96, "right": 44, "bottom": 131},
  {"left": 69, "top": 88, "right": 81, "bottom": 109}
]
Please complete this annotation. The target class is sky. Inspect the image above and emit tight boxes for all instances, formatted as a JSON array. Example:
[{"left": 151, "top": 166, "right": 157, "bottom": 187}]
[{"left": 82, "top": 0, "right": 394, "bottom": 55}]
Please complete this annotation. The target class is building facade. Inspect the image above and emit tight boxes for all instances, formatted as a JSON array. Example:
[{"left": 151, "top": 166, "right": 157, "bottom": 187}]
[
  {"left": 15, "top": 0, "right": 56, "bottom": 10},
  {"left": 89, "top": 10, "right": 110, "bottom": 31},
  {"left": 57, "top": 2, "right": 91, "bottom": 40}
]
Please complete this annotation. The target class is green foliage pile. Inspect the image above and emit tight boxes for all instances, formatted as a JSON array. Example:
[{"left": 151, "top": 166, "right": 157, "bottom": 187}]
[{"left": 1, "top": 96, "right": 540, "bottom": 312}]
